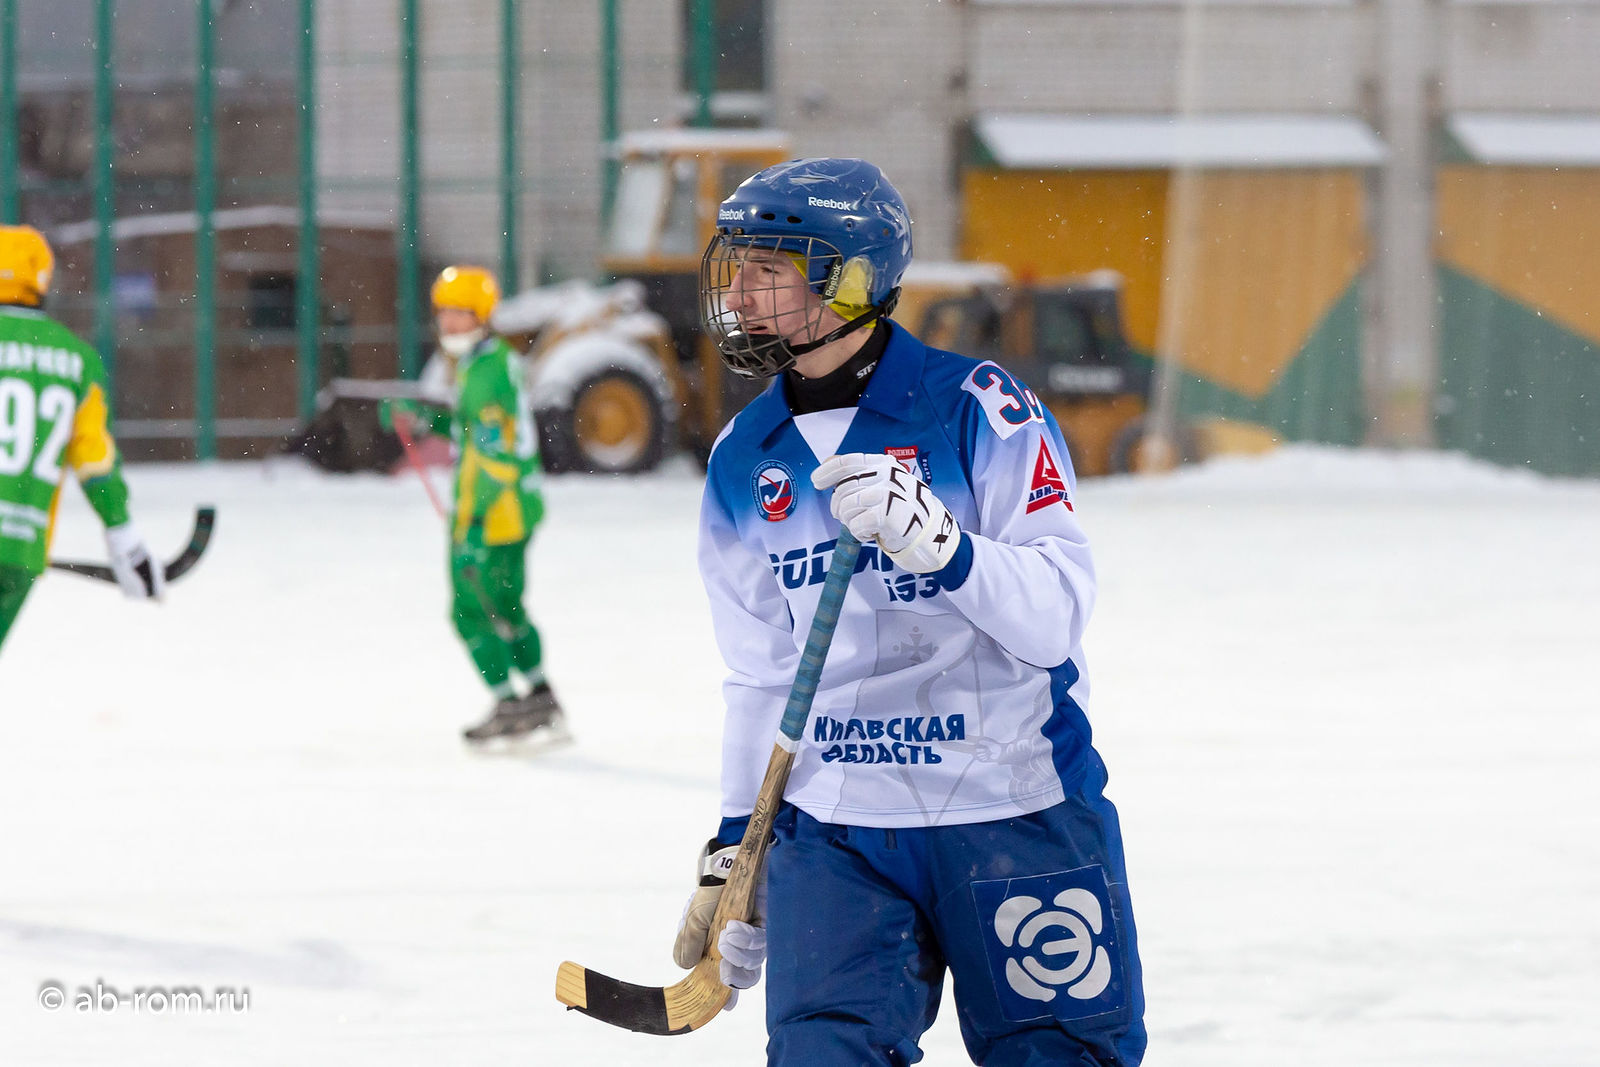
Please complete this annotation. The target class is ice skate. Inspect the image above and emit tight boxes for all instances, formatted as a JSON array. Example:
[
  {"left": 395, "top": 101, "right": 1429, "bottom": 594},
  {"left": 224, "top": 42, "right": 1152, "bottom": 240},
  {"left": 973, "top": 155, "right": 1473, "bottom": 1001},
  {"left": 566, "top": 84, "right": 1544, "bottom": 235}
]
[
  {"left": 462, "top": 694, "right": 539, "bottom": 743},
  {"left": 462, "top": 684, "right": 572, "bottom": 752}
]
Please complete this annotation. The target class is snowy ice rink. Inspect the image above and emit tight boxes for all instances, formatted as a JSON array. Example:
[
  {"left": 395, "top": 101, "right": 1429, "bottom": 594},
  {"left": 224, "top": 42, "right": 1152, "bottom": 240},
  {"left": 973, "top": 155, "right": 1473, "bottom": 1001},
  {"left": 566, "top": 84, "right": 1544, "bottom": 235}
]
[{"left": 1, "top": 447, "right": 1596, "bottom": 1066}]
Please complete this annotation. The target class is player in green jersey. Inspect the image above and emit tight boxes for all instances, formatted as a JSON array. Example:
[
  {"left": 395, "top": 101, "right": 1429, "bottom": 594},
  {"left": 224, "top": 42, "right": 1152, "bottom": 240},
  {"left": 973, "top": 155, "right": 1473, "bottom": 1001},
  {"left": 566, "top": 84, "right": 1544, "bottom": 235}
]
[
  {"left": 388, "top": 265, "right": 564, "bottom": 743},
  {"left": 0, "top": 225, "right": 165, "bottom": 655}
]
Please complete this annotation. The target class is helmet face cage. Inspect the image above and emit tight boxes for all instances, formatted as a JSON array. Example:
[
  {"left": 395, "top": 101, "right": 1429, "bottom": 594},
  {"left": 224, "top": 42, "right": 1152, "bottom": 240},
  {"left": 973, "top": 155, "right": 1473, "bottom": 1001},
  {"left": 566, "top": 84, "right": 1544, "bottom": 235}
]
[
  {"left": 700, "top": 233, "right": 846, "bottom": 381},
  {"left": 699, "top": 158, "right": 914, "bottom": 380}
]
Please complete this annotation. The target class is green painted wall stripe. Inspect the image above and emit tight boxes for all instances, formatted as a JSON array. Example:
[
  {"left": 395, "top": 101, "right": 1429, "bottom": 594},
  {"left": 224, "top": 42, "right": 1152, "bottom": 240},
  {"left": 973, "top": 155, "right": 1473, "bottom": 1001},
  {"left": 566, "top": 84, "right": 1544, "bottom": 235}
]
[
  {"left": 1436, "top": 266, "right": 1600, "bottom": 477},
  {"left": 1156, "top": 268, "right": 1600, "bottom": 477},
  {"left": 1131, "top": 281, "right": 1368, "bottom": 447}
]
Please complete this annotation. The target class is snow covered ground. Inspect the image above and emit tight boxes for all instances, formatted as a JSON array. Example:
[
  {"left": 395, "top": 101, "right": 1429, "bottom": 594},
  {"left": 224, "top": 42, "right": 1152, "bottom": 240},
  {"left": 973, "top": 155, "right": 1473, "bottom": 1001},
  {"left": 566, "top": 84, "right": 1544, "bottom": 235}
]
[{"left": 1, "top": 446, "right": 1596, "bottom": 1066}]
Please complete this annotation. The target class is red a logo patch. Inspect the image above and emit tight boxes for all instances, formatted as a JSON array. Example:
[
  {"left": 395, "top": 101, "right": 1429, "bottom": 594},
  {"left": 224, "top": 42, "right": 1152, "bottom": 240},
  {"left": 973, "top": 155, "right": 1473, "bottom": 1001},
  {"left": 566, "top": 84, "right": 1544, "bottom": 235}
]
[{"left": 1025, "top": 438, "right": 1073, "bottom": 514}]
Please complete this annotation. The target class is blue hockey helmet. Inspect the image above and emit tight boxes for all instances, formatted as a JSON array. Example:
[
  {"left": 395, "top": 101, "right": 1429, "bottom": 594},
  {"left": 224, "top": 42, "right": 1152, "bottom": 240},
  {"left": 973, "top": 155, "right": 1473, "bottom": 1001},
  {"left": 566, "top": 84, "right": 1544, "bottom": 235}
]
[{"left": 700, "top": 158, "right": 914, "bottom": 379}]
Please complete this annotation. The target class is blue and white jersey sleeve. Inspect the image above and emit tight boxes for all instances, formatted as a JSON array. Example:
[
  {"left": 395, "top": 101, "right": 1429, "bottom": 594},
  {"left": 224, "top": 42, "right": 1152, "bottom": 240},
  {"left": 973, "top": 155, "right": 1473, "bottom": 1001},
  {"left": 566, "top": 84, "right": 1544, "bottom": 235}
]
[
  {"left": 941, "top": 367, "right": 1097, "bottom": 669},
  {"left": 697, "top": 475, "right": 799, "bottom": 824}
]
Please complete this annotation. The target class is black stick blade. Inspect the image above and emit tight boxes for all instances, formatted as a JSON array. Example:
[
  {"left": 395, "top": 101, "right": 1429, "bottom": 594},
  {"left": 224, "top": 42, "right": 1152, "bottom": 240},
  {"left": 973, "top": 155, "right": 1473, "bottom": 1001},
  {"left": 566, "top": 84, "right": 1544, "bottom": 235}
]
[
  {"left": 48, "top": 505, "right": 217, "bottom": 585},
  {"left": 555, "top": 958, "right": 729, "bottom": 1036},
  {"left": 163, "top": 505, "right": 216, "bottom": 581}
]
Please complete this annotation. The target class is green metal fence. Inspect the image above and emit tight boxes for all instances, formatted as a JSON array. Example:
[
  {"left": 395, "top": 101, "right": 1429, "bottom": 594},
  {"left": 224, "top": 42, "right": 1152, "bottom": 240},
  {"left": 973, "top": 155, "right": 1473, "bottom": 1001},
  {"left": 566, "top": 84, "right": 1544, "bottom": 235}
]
[{"left": 0, "top": 0, "right": 693, "bottom": 461}]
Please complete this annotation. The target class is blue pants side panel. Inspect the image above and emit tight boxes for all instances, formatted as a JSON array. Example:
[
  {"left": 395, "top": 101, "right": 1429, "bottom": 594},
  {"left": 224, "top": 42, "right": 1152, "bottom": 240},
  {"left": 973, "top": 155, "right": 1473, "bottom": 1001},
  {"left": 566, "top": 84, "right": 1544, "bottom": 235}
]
[{"left": 764, "top": 796, "right": 1146, "bottom": 1066}]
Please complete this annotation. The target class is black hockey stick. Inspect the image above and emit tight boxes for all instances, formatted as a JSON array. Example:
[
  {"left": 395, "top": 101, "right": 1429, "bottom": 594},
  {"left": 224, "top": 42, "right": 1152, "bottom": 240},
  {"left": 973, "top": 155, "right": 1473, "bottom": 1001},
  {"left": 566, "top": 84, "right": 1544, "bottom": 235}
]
[
  {"left": 554, "top": 528, "right": 862, "bottom": 1036},
  {"left": 49, "top": 506, "right": 217, "bottom": 585}
]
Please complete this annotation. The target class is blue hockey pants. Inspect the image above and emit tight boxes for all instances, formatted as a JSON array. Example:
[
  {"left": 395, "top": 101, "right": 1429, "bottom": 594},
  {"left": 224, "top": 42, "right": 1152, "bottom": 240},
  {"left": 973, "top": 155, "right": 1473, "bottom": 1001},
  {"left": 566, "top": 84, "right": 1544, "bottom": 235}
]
[{"left": 763, "top": 794, "right": 1146, "bottom": 1066}]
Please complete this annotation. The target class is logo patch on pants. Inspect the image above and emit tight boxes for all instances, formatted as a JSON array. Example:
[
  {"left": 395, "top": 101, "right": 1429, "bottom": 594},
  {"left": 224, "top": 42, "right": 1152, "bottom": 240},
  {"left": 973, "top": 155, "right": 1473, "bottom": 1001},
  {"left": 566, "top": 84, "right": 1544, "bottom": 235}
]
[{"left": 971, "top": 865, "right": 1125, "bottom": 1022}]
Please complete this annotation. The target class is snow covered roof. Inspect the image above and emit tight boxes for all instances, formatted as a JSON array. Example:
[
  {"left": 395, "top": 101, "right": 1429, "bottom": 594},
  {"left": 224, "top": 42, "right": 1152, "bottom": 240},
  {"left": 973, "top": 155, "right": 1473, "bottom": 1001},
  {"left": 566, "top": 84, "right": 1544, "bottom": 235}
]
[
  {"left": 1445, "top": 113, "right": 1600, "bottom": 166},
  {"left": 51, "top": 205, "right": 394, "bottom": 247},
  {"left": 974, "top": 113, "right": 1387, "bottom": 170},
  {"left": 614, "top": 128, "right": 791, "bottom": 158}
]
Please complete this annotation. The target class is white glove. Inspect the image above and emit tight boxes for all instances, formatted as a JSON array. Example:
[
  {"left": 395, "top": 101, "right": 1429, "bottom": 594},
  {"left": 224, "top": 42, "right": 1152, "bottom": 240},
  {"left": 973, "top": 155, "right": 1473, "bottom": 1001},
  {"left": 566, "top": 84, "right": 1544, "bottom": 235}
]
[
  {"left": 812, "top": 452, "right": 961, "bottom": 573},
  {"left": 104, "top": 523, "right": 166, "bottom": 601},
  {"left": 673, "top": 839, "right": 767, "bottom": 1008}
]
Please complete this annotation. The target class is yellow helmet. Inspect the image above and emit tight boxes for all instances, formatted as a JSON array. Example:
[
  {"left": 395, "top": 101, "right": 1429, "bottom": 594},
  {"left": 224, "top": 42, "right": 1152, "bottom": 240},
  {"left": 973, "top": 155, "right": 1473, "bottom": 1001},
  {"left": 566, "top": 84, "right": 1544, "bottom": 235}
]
[
  {"left": 430, "top": 265, "right": 499, "bottom": 323},
  {"left": 0, "top": 225, "right": 55, "bottom": 307}
]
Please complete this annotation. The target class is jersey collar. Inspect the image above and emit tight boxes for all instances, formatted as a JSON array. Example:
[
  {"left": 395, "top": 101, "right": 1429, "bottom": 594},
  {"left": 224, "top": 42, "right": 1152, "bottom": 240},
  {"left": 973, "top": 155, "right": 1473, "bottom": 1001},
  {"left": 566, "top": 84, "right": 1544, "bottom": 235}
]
[
  {"left": 855, "top": 320, "right": 926, "bottom": 423},
  {"left": 742, "top": 320, "right": 927, "bottom": 444}
]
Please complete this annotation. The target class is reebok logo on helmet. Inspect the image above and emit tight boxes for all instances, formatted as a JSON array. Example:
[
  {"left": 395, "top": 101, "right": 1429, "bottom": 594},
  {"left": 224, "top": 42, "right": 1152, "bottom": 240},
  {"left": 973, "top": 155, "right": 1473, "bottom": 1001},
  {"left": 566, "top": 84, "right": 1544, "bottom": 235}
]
[{"left": 808, "top": 196, "right": 857, "bottom": 210}]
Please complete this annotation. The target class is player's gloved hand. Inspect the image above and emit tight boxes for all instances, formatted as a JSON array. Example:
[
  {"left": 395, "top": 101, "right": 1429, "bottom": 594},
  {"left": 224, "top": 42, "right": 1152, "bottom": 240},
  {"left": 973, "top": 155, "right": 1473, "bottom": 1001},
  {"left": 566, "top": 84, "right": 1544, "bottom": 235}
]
[
  {"left": 673, "top": 838, "right": 767, "bottom": 1008},
  {"left": 813, "top": 452, "right": 961, "bottom": 573},
  {"left": 104, "top": 522, "right": 166, "bottom": 601},
  {"left": 378, "top": 398, "right": 416, "bottom": 434}
]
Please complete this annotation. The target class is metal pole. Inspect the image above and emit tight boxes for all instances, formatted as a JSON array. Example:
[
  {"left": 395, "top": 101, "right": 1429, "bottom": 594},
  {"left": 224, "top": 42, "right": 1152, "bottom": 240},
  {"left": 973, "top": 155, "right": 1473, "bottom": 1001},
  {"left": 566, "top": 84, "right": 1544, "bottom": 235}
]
[
  {"left": 0, "top": 0, "right": 18, "bottom": 223},
  {"left": 1146, "top": 0, "right": 1206, "bottom": 472},
  {"left": 1372, "top": 0, "right": 1436, "bottom": 447},
  {"left": 499, "top": 0, "right": 519, "bottom": 294},
  {"left": 691, "top": 0, "right": 714, "bottom": 127},
  {"left": 296, "top": 0, "right": 320, "bottom": 420},
  {"left": 194, "top": 0, "right": 217, "bottom": 461},
  {"left": 94, "top": 0, "right": 116, "bottom": 385},
  {"left": 601, "top": 0, "right": 619, "bottom": 227},
  {"left": 397, "top": 0, "right": 421, "bottom": 378}
]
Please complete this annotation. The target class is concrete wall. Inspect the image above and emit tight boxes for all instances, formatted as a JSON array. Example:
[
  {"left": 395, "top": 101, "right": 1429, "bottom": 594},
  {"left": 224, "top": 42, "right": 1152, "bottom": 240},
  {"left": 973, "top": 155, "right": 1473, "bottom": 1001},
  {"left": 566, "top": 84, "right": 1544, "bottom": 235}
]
[
  {"left": 317, "top": 0, "right": 676, "bottom": 281},
  {"left": 300, "top": 1, "right": 1600, "bottom": 296},
  {"left": 1443, "top": 1, "right": 1600, "bottom": 109},
  {"left": 967, "top": 2, "right": 1373, "bottom": 114},
  {"left": 766, "top": 0, "right": 968, "bottom": 260},
  {"left": 19, "top": 0, "right": 1600, "bottom": 289}
]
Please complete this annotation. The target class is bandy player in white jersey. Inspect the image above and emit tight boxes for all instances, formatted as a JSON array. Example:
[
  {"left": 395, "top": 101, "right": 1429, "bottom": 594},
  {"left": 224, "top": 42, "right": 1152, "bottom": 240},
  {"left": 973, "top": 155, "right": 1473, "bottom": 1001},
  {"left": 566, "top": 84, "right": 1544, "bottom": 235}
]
[{"left": 670, "top": 158, "right": 1147, "bottom": 1066}]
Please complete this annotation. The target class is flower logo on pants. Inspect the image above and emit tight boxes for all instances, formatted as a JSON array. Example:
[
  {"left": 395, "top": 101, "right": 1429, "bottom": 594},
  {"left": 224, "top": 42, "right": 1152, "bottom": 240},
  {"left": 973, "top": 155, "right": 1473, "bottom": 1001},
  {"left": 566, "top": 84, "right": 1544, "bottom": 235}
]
[
  {"left": 971, "top": 865, "right": 1126, "bottom": 1022},
  {"left": 992, "top": 889, "right": 1111, "bottom": 1002}
]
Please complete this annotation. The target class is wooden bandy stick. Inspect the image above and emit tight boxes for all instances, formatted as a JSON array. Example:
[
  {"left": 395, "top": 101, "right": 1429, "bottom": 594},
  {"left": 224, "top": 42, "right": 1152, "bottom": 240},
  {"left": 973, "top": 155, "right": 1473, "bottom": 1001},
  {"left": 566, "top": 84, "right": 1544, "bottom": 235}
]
[{"left": 555, "top": 528, "right": 862, "bottom": 1035}]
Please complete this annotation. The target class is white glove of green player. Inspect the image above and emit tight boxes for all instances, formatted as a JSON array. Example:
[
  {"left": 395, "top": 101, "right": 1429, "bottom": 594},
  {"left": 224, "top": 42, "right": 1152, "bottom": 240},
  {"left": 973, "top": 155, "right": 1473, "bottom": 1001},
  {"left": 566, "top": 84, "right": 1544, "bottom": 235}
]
[
  {"left": 673, "top": 838, "right": 767, "bottom": 1007},
  {"left": 812, "top": 452, "right": 961, "bottom": 574},
  {"left": 104, "top": 522, "right": 166, "bottom": 601}
]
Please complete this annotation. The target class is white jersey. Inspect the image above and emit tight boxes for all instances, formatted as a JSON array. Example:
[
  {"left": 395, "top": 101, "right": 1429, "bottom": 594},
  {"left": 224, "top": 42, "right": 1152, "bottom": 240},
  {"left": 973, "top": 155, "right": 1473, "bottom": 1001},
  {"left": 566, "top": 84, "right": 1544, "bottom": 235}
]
[{"left": 698, "top": 321, "right": 1104, "bottom": 830}]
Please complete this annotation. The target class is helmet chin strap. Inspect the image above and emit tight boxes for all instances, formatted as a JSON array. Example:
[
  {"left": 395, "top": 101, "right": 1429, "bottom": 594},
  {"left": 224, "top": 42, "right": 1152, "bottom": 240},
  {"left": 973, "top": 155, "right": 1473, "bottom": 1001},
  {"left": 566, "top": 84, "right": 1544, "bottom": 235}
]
[
  {"left": 717, "top": 288, "right": 900, "bottom": 380},
  {"left": 785, "top": 303, "right": 888, "bottom": 361}
]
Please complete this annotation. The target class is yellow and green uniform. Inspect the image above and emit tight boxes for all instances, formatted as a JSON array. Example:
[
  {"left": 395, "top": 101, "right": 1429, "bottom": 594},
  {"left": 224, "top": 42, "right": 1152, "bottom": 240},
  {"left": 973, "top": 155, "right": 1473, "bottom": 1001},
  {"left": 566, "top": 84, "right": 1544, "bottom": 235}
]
[
  {"left": 0, "top": 304, "right": 132, "bottom": 650},
  {"left": 406, "top": 338, "right": 546, "bottom": 696}
]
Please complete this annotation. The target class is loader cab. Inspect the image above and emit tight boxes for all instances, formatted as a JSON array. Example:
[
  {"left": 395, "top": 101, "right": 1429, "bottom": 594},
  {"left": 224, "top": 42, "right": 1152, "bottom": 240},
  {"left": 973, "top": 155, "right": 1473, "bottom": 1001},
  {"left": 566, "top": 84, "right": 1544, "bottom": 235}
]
[
  {"left": 601, "top": 129, "right": 792, "bottom": 461},
  {"left": 912, "top": 269, "right": 1144, "bottom": 394},
  {"left": 603, "top": 130, "right": 791, "bottom": 363},
  {"left": 902, "top": 266, "right": 1174, "bottom": 476},
  {"left": 1019, "top": 275, "right": 1149, "bottom": 399}
]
